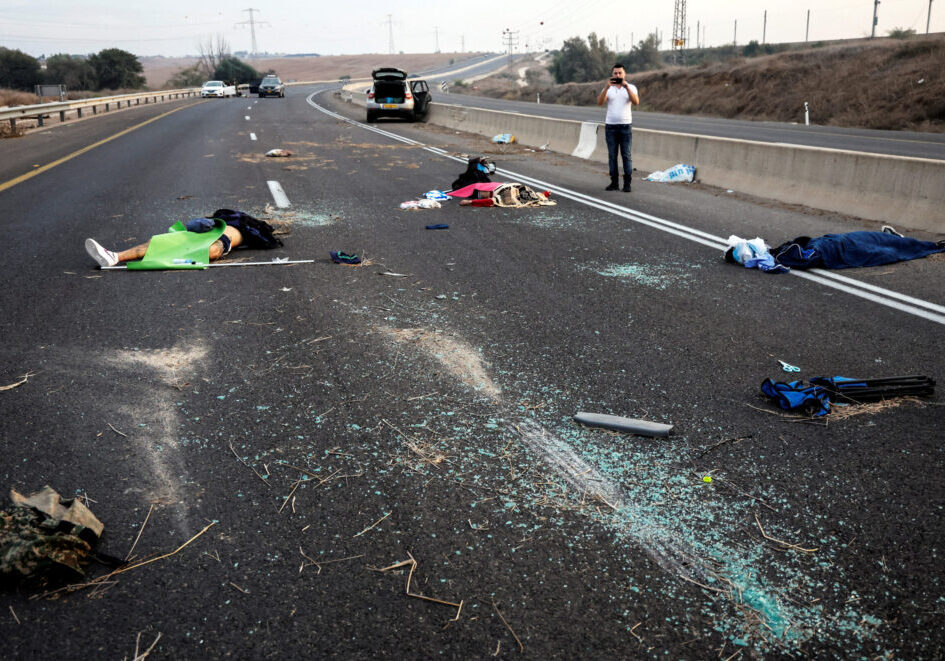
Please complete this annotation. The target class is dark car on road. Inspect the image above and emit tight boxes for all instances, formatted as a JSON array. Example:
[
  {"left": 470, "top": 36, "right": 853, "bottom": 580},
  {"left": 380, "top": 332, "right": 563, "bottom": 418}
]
[
  {"left": 259, "top": 75, "right": 285, "bottom": 98},
  {"left": 366, "top": 68, "right": 431, "bottom": 122}
]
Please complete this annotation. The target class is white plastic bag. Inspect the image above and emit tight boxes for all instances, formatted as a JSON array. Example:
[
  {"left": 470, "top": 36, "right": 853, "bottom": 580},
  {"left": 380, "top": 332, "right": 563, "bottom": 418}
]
[{"left": 645, "top": 164, "right": 695, "bottom": 183}]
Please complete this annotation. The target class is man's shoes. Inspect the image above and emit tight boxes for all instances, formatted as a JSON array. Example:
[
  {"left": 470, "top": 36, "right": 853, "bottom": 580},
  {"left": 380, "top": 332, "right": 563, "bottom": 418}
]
[
  {"left": 605, "top": 181, "right": 619, "bottom": 191},
  {"left": 85, "top": 238, "right": 118, "bottom": 267},
  {"left": 622, "top": 179, "right": 631, "bottom": 193}
]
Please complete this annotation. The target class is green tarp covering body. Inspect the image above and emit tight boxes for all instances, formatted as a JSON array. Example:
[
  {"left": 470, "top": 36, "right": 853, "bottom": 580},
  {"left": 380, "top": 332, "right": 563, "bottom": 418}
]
[{"left": 126, "top": 219, "right": 226, "bottom": 270}]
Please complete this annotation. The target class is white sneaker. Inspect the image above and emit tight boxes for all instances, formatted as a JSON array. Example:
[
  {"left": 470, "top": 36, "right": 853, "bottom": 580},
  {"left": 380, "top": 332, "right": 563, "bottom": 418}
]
[{"left": 85, "top": 238, "right": 119, "bottom": 267}]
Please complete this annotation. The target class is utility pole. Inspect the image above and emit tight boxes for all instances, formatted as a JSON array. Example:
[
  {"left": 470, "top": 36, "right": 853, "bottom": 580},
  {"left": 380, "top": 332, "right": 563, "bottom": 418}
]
[
  {"left": 806, "top": 9, "right": 810, "bottom": 42},
  {"left": 502, "top": 29, "right": 519, "bottom": 70},
  {"left": 386, "top": 14, "right": 394, "bottom": 54},
  {"left": 696, "top": 21, "right": 700, "bottom": 48},
  {"left": 461, "top": 34, "right": 465, "bottom": 52},
  {"left": 871, "top": 0, "right": 880, "bottom": 38},
  {"left": 928, "top": 0, "right": 934, "bottom": 34},
  {"left": 763, "top": 10, "right": 767, "bottom": 44},
  {"left": 235, "top": 8, "right": 267, "bottom": 56},
  {"left": 672, "top": 0, "right": 687, "bottom": 64},
  {"left": 734, "top": 19, "right": 737, "bottom": 49},
  {"left": 434, "top": 26, "right": 440, "bottom": 53}
]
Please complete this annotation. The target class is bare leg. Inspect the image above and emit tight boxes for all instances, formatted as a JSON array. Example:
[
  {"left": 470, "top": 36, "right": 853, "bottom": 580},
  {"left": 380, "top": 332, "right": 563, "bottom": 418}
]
[
  {"left": 208, "top": 226, "right": 243, "bottom": 260},
  {"left": 116, "top": 242, "right": 149, "bottom": 263}
]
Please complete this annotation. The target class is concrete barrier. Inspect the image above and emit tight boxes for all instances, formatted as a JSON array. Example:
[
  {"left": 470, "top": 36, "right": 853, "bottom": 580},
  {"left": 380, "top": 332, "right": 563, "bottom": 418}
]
[{"left": 336, "top": 89, "right": 944, "bottom": 233}]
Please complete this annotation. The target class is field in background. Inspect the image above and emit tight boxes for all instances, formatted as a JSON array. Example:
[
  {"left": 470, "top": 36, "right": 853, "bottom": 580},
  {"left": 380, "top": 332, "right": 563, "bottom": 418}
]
[
  {"left": 457, "top": 36, "right": 945, "bottom": 132},
  {"left": 141, "top": 52, "right": 483, "bottom": 88}
]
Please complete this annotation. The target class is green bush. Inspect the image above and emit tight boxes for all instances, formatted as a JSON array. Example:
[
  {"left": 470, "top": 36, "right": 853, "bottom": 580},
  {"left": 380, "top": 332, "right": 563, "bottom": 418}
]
[
  {"left": 44, "top": 54, "right": 98, "bottom": 90},
  {"left": 0, "top": 48, "right": 41, "bottom": 90},
  {"left": 213, "top": 56, "right": 259, "bottom": 84},
  {"left": 88, "top": 48, "right": 145, "bottom": 89}
]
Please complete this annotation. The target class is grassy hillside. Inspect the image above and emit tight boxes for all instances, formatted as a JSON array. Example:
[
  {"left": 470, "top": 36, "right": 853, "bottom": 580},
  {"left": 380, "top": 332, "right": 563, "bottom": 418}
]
[{"left": 460, "top": 37, "right": 945, "bottom": 132}]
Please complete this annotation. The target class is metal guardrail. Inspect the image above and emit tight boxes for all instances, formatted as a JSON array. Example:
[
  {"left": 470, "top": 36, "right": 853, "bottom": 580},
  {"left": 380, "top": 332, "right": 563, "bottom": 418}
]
[{"left": 0, "top": 88, "right": 201, "bottom": 129}]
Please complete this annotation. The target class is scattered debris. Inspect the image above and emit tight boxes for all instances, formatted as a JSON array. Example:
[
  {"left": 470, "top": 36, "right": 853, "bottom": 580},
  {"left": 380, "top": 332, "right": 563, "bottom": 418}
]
[
  {"left": 265, "top": 148, "right": 293, "bottom": 157},
  {"left": 352, "top": 511, "right": 392, "bottom": 537},
  {"left": 330, "top": 251, "right": 362, "bottom": 265},
  {"left": 400, "top": 199, "right": 442, "bottom": 210},
  {"left": 298, "top": 547, "right": 364, "bottom": 575},
  {"left": 0, "top": 371, "right": 35, "bottom": 392},
  {"left": 778, "top": 360, "right": 801, "bottom": 373},
  {"left": 491, "top": 598, "right": 524, "bottom": 652},
  {"left": 491, "top": 133, "right": 516, "bottom": 144},
  {"left": 1, "top": 486, "right": 105, "bottom": 583},
  {"left": 372, "top": 551, "right": 463, "bottom": 617},
  {"left": 574, "top": 412, "right": 673, "bottom": 437},
  {"left": 129, "top": 630, "right": 162, "bottom": 661},
  {"left": 645, "top": 164, "right": 696, "bottom": 183},
  {"left": 754, "top": 513, "right": 819, "bottom": 554},
  {"left": 379, "top": 271, "right": 410, "bottom": 277},
  {"left": 425, "top": 224, "right": 449, "bottom": 230}
]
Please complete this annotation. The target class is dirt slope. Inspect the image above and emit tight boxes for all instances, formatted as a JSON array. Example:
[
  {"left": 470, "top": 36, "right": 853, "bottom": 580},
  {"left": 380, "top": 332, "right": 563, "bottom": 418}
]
[{"left": 462, "top": 37, "right": 945, "bottom": 132}]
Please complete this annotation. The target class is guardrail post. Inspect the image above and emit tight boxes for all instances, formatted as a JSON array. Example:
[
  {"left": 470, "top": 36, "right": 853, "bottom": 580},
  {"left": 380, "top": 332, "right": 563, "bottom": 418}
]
[
  {"left": 92, "top": 105, "right": 97, "bottom": 115},
  {"left": 38, "top": 114, "right": 44, "bottom": 127},
  {"left": 59, "top": 110, "right": 66, "bottom": 122},
  {"left": 77, "top": 108, "right": 82, "bottom": 118},
  {"left": 9, "top": 119, "right": 15, "bottom": 131},
  {"left": 135, "top": 99, "right": 139, "bottom": 106}
]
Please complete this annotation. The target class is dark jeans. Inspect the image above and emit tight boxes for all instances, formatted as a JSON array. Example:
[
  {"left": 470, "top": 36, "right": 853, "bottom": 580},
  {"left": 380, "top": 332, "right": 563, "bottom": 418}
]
[{"left": 605, "top": 123, "right": 632, "bottom": 181}]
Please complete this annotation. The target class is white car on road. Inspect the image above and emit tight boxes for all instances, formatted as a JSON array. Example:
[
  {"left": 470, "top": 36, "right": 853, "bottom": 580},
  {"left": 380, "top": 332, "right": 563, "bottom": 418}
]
[{"left": 201, "top": 80, "right": 236, "bottom": 98}]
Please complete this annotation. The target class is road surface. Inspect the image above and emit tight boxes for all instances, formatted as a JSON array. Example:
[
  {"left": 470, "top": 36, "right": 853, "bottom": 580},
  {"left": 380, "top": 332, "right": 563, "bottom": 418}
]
[{"left": 0, "top": 84, "right": 942, "bottom": 659}]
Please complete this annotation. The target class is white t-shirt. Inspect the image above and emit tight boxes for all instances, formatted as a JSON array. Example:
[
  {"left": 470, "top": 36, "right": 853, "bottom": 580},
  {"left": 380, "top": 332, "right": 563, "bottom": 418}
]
[{"left": 605, "top": 84, "right": 638, "bottom": 125}]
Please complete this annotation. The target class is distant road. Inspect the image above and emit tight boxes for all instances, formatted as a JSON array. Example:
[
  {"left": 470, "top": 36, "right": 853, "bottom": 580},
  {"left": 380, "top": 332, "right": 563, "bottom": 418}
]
[
  {"left": 415, "top": 53, "right": 528, "bottom": 83},
  {"left": 434, "top": 92, "right": 945, "bottom": 161}
]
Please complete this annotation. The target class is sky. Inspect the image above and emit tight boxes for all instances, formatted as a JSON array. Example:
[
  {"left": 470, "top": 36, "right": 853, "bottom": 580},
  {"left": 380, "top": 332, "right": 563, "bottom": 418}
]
[{"left": 2, "top": 0, "right": 941, "bottom": 58}]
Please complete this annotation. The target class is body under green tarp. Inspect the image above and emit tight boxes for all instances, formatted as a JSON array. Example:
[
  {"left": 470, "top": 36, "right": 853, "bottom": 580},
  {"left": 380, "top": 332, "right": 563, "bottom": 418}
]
[{"left": 126, "top": 219, "right": 226, "bottom": 270}]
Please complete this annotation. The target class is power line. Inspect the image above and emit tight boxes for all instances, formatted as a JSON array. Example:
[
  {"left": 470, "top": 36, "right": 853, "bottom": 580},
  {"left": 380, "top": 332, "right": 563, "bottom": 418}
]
[
  {"left": 502, "top": 29, "right": 519, "bottom": 70},
  {"left": 235, "top": 8, "right": 270, "bottom": 56},
  {"left": 672, "top": 0, "right": 687, "bottom": 63}
]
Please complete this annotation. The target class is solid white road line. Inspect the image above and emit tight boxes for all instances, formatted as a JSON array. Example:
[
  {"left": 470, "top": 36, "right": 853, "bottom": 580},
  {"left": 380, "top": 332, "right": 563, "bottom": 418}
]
[
  {"left": 250, "top": 132, "right": 257, "bottom": 141},
  {"left": 305, "top": 93, "right": 945, "bottom": 326},
  {"left": 267, "top": 180, "right": 291, "bottom": 208},
  {"left": 245, "top": 115, "right": 251, "bottom": 120}
]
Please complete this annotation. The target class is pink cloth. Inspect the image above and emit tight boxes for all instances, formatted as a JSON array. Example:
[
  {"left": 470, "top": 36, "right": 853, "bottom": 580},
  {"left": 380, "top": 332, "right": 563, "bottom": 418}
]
[{"left": 447, "top": 182, "right": 502, "bottom": 198}]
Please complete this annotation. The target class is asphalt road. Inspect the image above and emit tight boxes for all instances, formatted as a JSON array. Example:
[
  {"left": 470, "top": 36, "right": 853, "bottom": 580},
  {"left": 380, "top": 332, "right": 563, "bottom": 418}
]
[
  {"left": 435, "top": 90, "right": 945, "bottom": 161},
  {"left": 0, "top": 83, "right": 943, "bottom": 659}
]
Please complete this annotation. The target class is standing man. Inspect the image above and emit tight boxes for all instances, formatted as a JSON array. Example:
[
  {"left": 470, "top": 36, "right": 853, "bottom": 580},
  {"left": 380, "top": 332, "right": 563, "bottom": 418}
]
[{"left": 597, "top": 63, "right": 640, "bottom": 192}]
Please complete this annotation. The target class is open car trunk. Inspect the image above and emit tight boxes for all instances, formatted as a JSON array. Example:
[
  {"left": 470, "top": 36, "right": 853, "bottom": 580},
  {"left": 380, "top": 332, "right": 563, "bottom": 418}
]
[{"left": 373, "top": 81, "right": 405, "bottom": 104}]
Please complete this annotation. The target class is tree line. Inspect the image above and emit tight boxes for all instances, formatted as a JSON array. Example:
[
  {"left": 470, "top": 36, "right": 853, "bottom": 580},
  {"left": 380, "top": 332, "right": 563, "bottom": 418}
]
[
  {"left": 0, "top": 47, "right": 147, "bottom": 92},
  {"left": 548, "top": 32, "right": 809, "bottom": 85},
  {"left": 549, "top": 33, "right": 662, "bottom": 84},
  {"left": 0, "top": 38, "right": 261, "bottom": 93}
]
